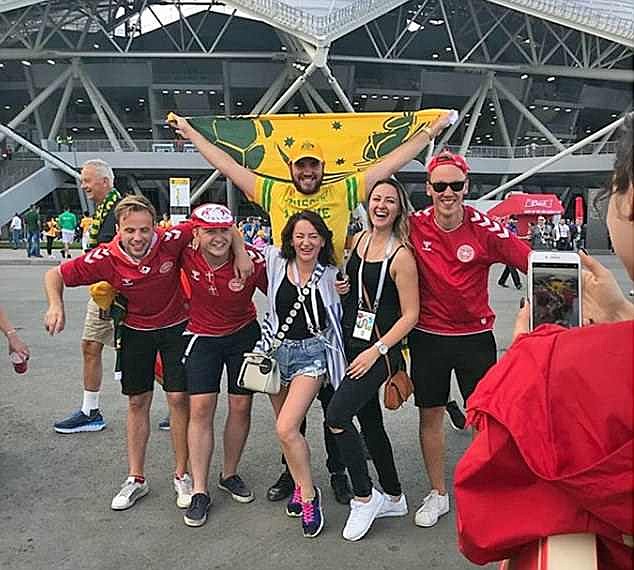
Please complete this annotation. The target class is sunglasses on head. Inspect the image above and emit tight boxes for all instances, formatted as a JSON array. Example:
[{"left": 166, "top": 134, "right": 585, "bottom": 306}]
[{"left": 429, "top": 180, "right": 467, "bottom": 193}]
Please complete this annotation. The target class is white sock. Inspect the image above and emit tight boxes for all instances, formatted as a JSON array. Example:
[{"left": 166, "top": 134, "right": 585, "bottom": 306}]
[{"left": 81, "top": 391, "right": 100, "bottom": 416}]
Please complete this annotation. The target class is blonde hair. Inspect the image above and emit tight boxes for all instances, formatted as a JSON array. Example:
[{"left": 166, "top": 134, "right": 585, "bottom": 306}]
[
  {"left": 114, "top": 195, "right": 157, "bottom": 224},
  {"left": 366, "top": 178, "right": 412, "bottom": 247}
]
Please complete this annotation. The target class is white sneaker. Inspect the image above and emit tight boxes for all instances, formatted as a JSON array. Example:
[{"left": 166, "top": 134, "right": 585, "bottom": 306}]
[
  {"left": 415, "top": 490, "right": 449, "bottom": 527},
  {"left": 342, "top": 487, "right": 385, "bottom": 541},
  {"left": 111, "top": 477, "right": 149, "bottom": 510},
  {"left": 376, "top": 493, "right": 408, "bottom": 518},
  {"left": 174, "top": 473, "right": 193, "bottom": 508}
]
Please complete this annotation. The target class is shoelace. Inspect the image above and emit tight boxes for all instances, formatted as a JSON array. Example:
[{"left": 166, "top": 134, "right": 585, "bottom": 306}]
[
  {"left": 290, "top": 486, "right": 301, "bottom": 505},
  {"left": 302, "top": 500, "right": 315, "bottom": 524},
  {"left": 119, "top": 479, "right": 140, "bottom": 498}
]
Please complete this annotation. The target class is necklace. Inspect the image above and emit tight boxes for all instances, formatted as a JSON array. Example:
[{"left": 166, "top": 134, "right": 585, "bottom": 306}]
[{"left": 203, "top": 258, "right": 228, "bottom": 296}]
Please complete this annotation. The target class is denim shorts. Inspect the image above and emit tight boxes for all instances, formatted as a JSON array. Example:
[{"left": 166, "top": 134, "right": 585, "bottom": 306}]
[{"left": 275, "top": 336, "right": 327, "bottom": 386}]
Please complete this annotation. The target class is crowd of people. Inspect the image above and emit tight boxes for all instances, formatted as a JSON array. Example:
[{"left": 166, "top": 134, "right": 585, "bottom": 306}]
[
  {"left": 4, "top": 109, "right": 631, "bottom": 564},
  {"left": 528, "top": 215, "right": 586, "bottom": 251}
]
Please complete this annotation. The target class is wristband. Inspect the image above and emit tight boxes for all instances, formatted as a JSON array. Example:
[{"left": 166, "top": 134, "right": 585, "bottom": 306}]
[{"left": 5, "top": 329, "right": 17, "bottom": 337}]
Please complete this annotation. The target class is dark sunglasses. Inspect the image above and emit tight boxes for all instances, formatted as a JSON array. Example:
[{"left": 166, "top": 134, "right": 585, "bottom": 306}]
[{"left": 429, "top": 180, "right": 467, "bottom": 193}]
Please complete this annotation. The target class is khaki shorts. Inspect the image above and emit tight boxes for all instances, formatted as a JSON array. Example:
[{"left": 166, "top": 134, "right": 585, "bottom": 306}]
[{"left": 82, "top": 298, "right": 115, "bottom": 347}]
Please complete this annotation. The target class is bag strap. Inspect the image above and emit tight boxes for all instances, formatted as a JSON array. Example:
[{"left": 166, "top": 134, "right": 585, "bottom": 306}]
[
  {"left": 361, "top": 283, "right": 392, "bottom": 379},
  {"left": 269, "top": 262, "right": 326, "bottom": 353}
]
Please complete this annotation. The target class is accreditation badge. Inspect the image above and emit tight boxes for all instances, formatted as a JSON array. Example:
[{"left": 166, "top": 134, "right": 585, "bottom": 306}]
[{"left": 352, "top": 309, "right": 375, "bottom": 341}]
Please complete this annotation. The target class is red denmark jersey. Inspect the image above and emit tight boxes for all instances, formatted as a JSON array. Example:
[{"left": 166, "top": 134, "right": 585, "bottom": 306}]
[
  {"left": 181, "top": 244, "right": 267, "bottom": 336},
  {"left": 60, "top": 224, "right": 193, "bottom": 330},
  {"left": 409, "top": 205, "right": 530, "bottom": 335}
]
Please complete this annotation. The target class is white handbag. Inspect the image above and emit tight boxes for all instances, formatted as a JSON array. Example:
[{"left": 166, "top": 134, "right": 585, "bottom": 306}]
[
  {"left": 238, "top": 262, "right": 327, "bottom": 395},
  {"left": 237, "top": 352, "right": 281, "bottom": 394}
]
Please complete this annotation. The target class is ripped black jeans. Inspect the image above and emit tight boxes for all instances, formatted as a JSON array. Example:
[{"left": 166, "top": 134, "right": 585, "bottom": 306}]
[{"left": 326, "top": 345, "right": 402, "bottom": 498}]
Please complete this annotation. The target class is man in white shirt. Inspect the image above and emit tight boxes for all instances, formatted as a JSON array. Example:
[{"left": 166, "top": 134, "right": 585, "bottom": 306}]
[{"left": 9, "top": 213, "right": 22, "bottom": 250}]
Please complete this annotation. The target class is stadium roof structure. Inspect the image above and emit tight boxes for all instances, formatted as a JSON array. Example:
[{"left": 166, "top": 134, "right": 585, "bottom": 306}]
[
  {"left": 1, "top": 0, "right": 633, "bottom": 46},
  {"left": 0, "top": 0, "right": 632, "bottom": 221}
]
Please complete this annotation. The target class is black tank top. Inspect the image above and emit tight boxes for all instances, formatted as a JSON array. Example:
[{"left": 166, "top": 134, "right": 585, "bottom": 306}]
[
  {"left": 275, "top": 273, "right": 327, "bottom": 340},
  {"left": 342, "top": 235, "right": 403, "bottom": 350}
]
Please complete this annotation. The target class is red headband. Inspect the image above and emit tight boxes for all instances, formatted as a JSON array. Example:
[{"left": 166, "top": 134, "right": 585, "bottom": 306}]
[{"left": 427, "top": 152, "right": 470, "bottom": 175}]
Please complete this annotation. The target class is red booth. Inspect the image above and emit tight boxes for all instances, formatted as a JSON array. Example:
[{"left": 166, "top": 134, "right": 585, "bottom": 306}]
[{"left": 487, "top": 193, "right": 564, "bottom": 236}]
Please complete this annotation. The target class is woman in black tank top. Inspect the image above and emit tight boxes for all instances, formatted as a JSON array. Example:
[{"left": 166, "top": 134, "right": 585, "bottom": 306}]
[{"left": 326, "top": 179, "right": 420, "bottom": 541}]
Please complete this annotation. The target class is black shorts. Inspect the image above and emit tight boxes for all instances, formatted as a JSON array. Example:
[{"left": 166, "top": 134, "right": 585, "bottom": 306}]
[
  {"left": 119, "top": 321, "right": 188, "bottom": 396},
  {"left": 409, "top": 329, "right": 497, "bottom": 409},
  {"left": 183, "top": 320, "right": 260, "bottom": 396}
]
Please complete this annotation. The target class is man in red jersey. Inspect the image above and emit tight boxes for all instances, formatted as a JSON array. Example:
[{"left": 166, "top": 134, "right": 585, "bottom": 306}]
[
  {"left": 44, "top": 195, "right": 251, "bottom": 512},
  {"left": 179, "top": 203, "right": 267, "bottom": 527},
  {"left": 407, "top": 151, "right": 531, "bottom": 529}
]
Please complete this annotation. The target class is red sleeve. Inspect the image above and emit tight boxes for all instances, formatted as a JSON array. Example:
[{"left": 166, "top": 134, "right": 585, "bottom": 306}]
[
  {"left": 59, "top": 246, "right": 112, "bottom": 287},
  {"left": 488, "top": 230, "right": 530, "bottom": 273},
  {"left": 246, "top": 244, "right": 268, "bottom": 293},
  {"left": 160, "top": 222, "right": 194, "bottom": 255}
]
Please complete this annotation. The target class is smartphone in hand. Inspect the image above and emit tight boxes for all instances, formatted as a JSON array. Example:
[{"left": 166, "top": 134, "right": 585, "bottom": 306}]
[{"left": 528, "top": 251, "right": 582, "bottom": 330}]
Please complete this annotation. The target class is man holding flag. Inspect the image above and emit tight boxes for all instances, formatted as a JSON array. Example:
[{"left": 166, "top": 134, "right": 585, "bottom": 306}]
[{"left": 169, "top": 109, "right": 453, "bottom": 504}]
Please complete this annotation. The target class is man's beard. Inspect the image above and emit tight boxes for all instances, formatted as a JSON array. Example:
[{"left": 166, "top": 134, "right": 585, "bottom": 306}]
[{"left": 292, "top": 173, "right": 323, "bottom": 195}]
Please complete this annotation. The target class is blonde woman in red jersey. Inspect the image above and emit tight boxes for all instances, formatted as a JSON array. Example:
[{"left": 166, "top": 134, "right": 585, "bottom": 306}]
[{"left": 179, "top": 204, "right": 267, "bottom": 528}]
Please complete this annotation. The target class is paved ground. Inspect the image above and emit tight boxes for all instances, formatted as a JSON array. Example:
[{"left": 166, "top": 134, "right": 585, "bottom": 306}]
[{"left": 0, "top": 248, "right": 631, "bottom": 570}]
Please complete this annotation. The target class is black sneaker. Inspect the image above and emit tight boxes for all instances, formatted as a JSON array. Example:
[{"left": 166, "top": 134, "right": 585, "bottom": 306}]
[
  {"left": 184, "top": 493, "right": 211, "bottom": 527},
  {"left": 302, "top": 487, "right": 324, "bottom": 538},
  {"left": 54, "top": 408, "right": 106, "bottom": 434},
  {"left": 330, "top": 472, "right": 353, "bottom": 504},
  {"left": 218, "top": 473, "right": 255, "bottom": 503},
  {"left": 267, "top": 470, "right": 294, "bottom": 502},
  {"left": 446, "top": 400, "right": 466, "bottom": 430}
]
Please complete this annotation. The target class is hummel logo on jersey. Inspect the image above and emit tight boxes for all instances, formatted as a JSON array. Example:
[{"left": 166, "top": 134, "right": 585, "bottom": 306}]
[
  {"left": 121, "top": 278, "right": 134, "bottom": 287},
  {"left": 163, "top": 229, "right": 182, "bottom": 241},
  {"left": 84, "top": 248, "right": 110, "bottom": 264},
  {"left": 422, "top": 240, "right": 432, "bottom": 251},
  {"left": 469, "top": 211, "right": 509, "bottom": 238}
]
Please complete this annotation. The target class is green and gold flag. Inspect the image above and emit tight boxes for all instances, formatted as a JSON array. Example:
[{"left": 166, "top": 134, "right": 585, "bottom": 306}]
[{"left": 182, "top": 110, "right": 448, "bottom": 184}]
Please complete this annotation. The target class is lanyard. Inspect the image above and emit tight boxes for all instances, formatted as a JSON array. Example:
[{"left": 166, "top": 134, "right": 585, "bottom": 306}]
[
  {"left": 292, "top": 262, "right": 321, "bottom": 335},
  {"left": 357, "top": 233, "right": 395, "bottom": 312}
]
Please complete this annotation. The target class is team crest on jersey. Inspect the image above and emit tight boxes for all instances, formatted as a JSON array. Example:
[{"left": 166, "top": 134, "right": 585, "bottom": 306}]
[
  {"left": 140, "top": 265, "right": 151, "bottom": 274},
  {"left": 456, "top": 244, "right": 475, "bottom": 263},
  {"left": 228, "top": 278, "right": 245, "bottom": 292},
  {"left": 159, "top": 261, "right": 174, "bottom": 274}
]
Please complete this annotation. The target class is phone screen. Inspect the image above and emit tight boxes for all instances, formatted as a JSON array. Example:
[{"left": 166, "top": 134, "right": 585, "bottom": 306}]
[{"left": 531, "top": 262, "right": 580, "bottom": 328}]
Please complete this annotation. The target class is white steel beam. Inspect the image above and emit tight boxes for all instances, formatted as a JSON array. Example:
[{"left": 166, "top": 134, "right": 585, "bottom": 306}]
[
  {"left": 437, "top": 78, "right": 489, "bottom": 149},
  {"left": 480, "top": 115, "right": 629, "bottom": 200},
  {"left": 48, "top": 73, "right": 74, "bottom": 142},
  {"left": 80, "top": 67, "right": 138, "bottom": 150},
  {"left": 460, "top": 74, "right": 491, "bottom": 155},
  {"left": 0, "top": 123, "right": 80, "bottom": 180},
  {"left": 484, "top": 0, "right": 634, "bottom": 48},
  {"left": 76, "top": 66, "right": 122, "bottom": 151},
  {"left": 0, "top": 66, "right": 72, "bottom": 144},
  {"left": 494, "top": 78, "right": 565, "bottom": 150}
]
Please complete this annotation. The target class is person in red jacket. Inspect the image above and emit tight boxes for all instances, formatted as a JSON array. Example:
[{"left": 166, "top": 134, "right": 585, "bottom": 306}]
[
  {"left": 44, "top": 195, "right": 252, "bottom": 513},
  {"left": 179, "top": 203, "right": 267, "bottom": 528},
  {"left": 408, "top": 150, "right": 531, "bottom": 528},
  {"left": 455, "top": 113, "right": 634, "bottom": 569}
]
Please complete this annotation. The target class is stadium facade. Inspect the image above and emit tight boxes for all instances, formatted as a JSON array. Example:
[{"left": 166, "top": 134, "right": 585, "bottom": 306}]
[{"left": 0, "top": 0, "right": 632, "bottom": 224}]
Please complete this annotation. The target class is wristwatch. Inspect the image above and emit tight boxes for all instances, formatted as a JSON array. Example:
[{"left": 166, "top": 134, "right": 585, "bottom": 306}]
[{"left": 374, "top": 340, "right": 389, "bottom": 356}]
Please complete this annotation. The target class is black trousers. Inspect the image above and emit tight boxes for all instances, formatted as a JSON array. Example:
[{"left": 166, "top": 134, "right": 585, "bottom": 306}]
[
  {"left": 281, "top": 383, "right": 346, "bottom": 475},
  {"left": 498, "top": 265, "right": 521, "bottom": 288},
  {"left": 326, "top": 346, "right": 402, "bottom": 498}
]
